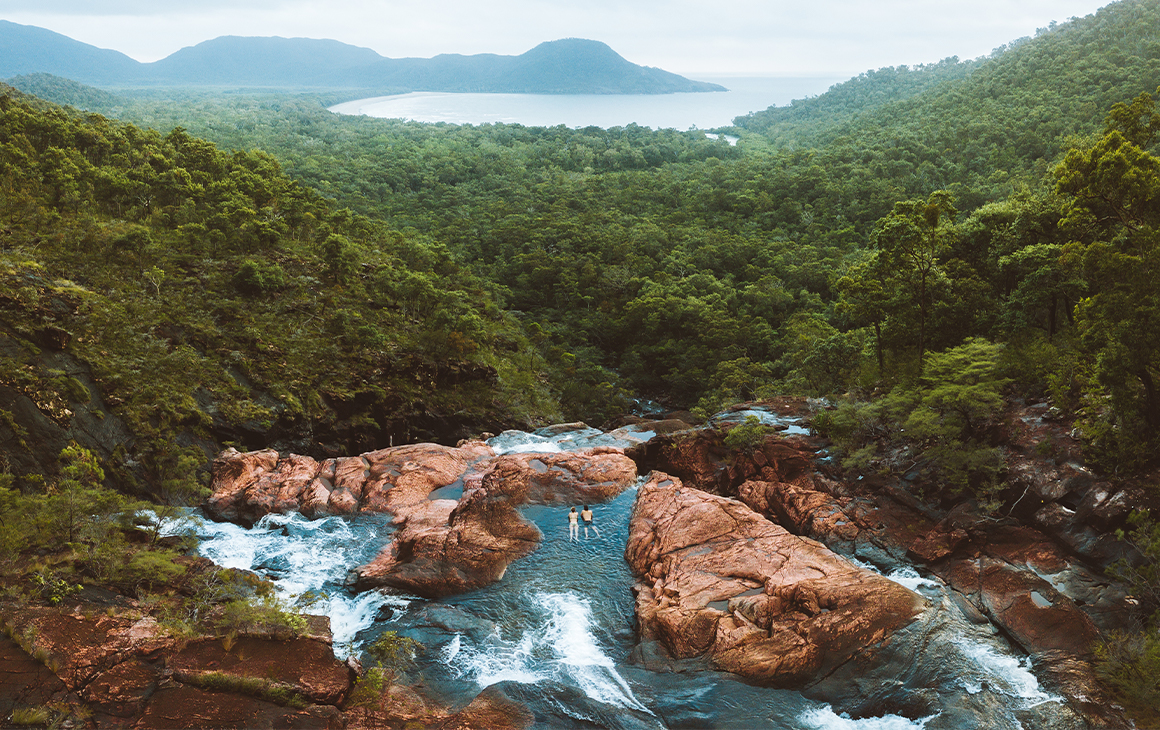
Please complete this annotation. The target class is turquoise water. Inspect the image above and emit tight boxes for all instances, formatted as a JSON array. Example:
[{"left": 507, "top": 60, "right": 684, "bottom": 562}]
[{"left": 183, "top": 409, "right": 1072, "bottom": 729}]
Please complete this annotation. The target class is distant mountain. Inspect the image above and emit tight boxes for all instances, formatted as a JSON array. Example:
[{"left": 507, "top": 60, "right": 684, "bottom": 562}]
[
  {"left": 339, "top": 39, "right": 725, "bottom": 94},
  {"left": 0, "top": 22, "right": 724, "bottom": 94},
  {"left": 146, "top": 35, "right": 385, "bottom": 86},
  {"left": 0, "top": 20, "right": 140, "bottom": 84}
]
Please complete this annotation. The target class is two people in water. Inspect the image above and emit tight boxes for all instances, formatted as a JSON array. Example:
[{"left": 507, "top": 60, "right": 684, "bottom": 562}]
[{"left": 568, "top": 505, "right": 600, "bottom": 541}]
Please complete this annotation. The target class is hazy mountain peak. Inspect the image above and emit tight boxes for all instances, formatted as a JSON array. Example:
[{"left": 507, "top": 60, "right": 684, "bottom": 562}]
[{"left": 0, "top": 23, "right": 722, "bottom": 94}]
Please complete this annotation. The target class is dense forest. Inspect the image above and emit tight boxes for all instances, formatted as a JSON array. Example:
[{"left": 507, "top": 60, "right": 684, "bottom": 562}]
[{"left": 3, "top": 0, "right": 1160, "bottom": 718}]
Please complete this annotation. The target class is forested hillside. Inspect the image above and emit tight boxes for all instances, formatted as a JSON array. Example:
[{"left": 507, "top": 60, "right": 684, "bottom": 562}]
[
  {"left": 30, "top": 0, "right": 1147, "bottom": 433},
  {"left": 0, "top": 86, "right": 559, "bottom": 502},
  {"left": 6, "top": 0, "right": 1160, "bottom": 467}
]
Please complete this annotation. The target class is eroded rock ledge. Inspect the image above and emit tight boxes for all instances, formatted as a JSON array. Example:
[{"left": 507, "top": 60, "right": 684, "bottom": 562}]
[
  {"left": 0, "top": 604, "right": 532, "bottom": 729},
  {"left": 206, "top": 442, "right": 638, "bottom": 598},
  {"left": 624, "top": 471, "right": 926, "bottom": 686}
]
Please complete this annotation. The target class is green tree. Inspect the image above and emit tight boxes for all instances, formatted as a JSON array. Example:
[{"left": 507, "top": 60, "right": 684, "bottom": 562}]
[
  {"left": 872, "top": 190, "right": 958, "bottom": 374},
  {"left": 836, "top": 254, "right": 890, "bottom": 377},
  {"left": 43, "top": 443, "right": 127, "bottom": 545},
  {"left": 1055, "top": 88, "right": 1160, "bottom": 455}
]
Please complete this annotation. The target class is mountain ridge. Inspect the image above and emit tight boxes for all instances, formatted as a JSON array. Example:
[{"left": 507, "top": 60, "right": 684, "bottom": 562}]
[{"left": 0, "top": 22, "right": 725, "bottom": 94}]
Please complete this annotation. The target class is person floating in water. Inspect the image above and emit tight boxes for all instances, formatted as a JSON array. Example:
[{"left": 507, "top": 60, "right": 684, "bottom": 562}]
[
  {"left": 580, "top": 505, "right": 599, "bottom": 538},
  {"left": 568, "top": 506, "right": 579, "bottom": 541}
]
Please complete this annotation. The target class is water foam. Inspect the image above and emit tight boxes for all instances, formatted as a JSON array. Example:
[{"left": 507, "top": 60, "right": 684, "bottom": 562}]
[
  {"left": 711, "top": 407, "right": 810, "bottom": 435},
  {"left": 847, "top": 557, "right": 941, "bottom": 593},
  {"left": 954, "top": 639, "right": 1061, "bottom": 707},
  {"left": 883, "top": 566, "right": 942, "bottom": 592},
  {"left": 537, "top": 593, "right": 651, "bottom": 713},
  {"left": 488, "top": 425, "right": 639, "bottom": 454},
  {"left": 446, "top": 591, "right": 651, "bottom": 713},
  {"left": 165, "top": 510, "right": 401, "bottom": 656},
  {"left": 800, "top": 706, "right": 939, "bottom": 730}
]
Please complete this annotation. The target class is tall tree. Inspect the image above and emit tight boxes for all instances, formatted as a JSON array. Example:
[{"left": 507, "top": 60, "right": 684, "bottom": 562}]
[
  {"left": 871, "top": 190, "right": 958, "bottom": 374},
  {"left": 1055, "top": 88, "right": 1160, "bottom": 441}
]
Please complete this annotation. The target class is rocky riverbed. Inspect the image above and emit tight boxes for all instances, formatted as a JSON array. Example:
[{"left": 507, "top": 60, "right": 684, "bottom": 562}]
[{"left": 0, "top": 398, "right": 1146, "bottom": 728}]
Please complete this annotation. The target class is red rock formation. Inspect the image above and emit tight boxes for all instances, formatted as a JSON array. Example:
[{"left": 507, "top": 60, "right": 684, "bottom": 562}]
[
  {"left": 5, "top": 609, "right": 172, "bottom": 690},
  {"left": 205, "top": 442, "right": 497, "bottom": 523},
  {"left": 0, "top": 632, "right": 72, "bottom": 720},
  {"left": 625, "top": 472, "right": 925, "bottom": 686},
  {"left": 430, "top": 684, "right": 535, "bottom": 730},
  {"left": 0, "top": 602, "right": 530, "bottom": 729},
  {"left": 353, "top": 456, "right": 544, "bottom": 597},
  {"left": 134, "top": 684, "right": 342, "bottom": 729},
  {"left": 491, "top": 448, "right": 637, "bottom": 505},
  {"left": 208, "top": 443, "right": 637, "bottom": 599}
]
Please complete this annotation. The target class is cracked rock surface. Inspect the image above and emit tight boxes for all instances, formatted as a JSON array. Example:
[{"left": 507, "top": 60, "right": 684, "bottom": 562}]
[{"left": 625, "top": 471, "right": 926, "bottom": 686}]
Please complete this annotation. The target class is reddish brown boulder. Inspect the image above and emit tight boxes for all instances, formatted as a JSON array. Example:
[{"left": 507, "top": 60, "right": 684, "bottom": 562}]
[
  {"left": 739, "top": 479, "right": 860, "bottom": 543},
  {"left": 205, "top": 448, "right": 281, "bottom": 523},
  {"left": 491, "top": 448, "right": 637, "bottom": 505},
  {"left": 205, "top": 449, "right": 323, "bottom": 524},
  {"left": 935, "top": 556, "right": 1100, "bottom": 656},
  {"left": 353, "top": 456, "right": 544, "bottom": 597},
  {"left": 907, "top": 521, "right": 969, "bottom": 563},
  {"left": 205, "top": 442, "right": 496, "bottom": 523},
  {"left": 432, "top": 684, "right": 535, "bottom": 730},
  {"left": 359, "top": 442, "right": 494, "bottom": 514},
  {"left": 344, "top": 683, "right": 533, "bottom": 730},
  {"left": 626, "top": 472, "right": 925, "bottom": 686},
  {"left": 626, "top": 429, "right": 731, "bottom": 494}
]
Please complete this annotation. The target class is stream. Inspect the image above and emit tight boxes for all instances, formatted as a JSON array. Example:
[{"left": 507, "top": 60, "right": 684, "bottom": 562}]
[{"left": 175, "top": 410, "right": 1081, "bottom": 729}]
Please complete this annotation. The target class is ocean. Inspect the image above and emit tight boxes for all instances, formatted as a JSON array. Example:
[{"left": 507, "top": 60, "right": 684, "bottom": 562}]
[{"left": 327, "top": 75, "right": 844, "bottom": 130}]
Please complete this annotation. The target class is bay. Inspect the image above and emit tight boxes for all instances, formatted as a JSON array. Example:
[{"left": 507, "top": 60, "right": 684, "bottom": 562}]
[{"left": 327, "top": 75, "right": 844, "bottom": 130}]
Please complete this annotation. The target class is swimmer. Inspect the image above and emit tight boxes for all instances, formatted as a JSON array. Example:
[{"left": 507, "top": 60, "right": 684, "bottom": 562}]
[{"left": 580, "top": 505, "right": 599, "bottom": 538}]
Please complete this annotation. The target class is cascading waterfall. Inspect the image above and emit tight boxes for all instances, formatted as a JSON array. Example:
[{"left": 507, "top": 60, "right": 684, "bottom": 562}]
[
  {"left": 953, "top": 640, "right": 1061, "bottom": 707},
  {"left": 443, "top": 591, "right": 652, "bottom": 714},
  {"left": 177, "top": 412, "right": 1081, "bottom": 728},
  {"left": 169, "top": 510, "right": 404, "bottom": 656}
]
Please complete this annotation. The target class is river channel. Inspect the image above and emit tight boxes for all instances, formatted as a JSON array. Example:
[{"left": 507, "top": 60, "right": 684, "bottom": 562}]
[{"left": 175, "top": 409, "right": 1075, "bottom": 729}]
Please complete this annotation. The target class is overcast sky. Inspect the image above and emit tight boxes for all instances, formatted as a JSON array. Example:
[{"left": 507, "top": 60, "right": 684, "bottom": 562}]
[{"left": 0, "top": 0, "right": 1114, "bottom": 77}]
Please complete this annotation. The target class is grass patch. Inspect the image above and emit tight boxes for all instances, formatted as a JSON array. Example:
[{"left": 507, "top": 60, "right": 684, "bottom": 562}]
[{"left": 180, "top": 670, "right": 309, "bottom": 709}]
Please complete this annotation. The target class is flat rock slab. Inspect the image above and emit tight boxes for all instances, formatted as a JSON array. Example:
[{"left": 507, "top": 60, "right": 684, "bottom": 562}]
[
  {"left": 2, "top": 609, "right": 172, "bottom": 690},
  {"left": 134, "top": 684, "right": 342, "bottom": 730},
  {"left": 625, "top": 472, "right": 925, "bottom": 686},
  {"left": 170, "top": 635, "right": 354, "bottom": 705},
  {"left": 0, "top": 632, "right": 73, "bottom": 718}
]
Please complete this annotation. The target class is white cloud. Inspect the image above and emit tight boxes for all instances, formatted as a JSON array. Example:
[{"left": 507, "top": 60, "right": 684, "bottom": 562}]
[{"left": 0, "top": 0, "right": 1113, "bottom": 74}]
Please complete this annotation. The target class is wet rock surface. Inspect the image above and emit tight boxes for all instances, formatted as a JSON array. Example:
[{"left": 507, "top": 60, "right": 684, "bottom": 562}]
[
  {"left": 352, "top": 456, "right": 545, "bottom": 597},
  {"left": 631, "top": 398, "right": 1138, "bottom": 727},
  {"left": 209, "top": 442, "right": 638, "bottom": 599},
  {"left": 0, "top": 603, "right": 533, "bottom": 729},
  {"left": 625, "top": 472, "right": 925, "bottom": 686}
]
